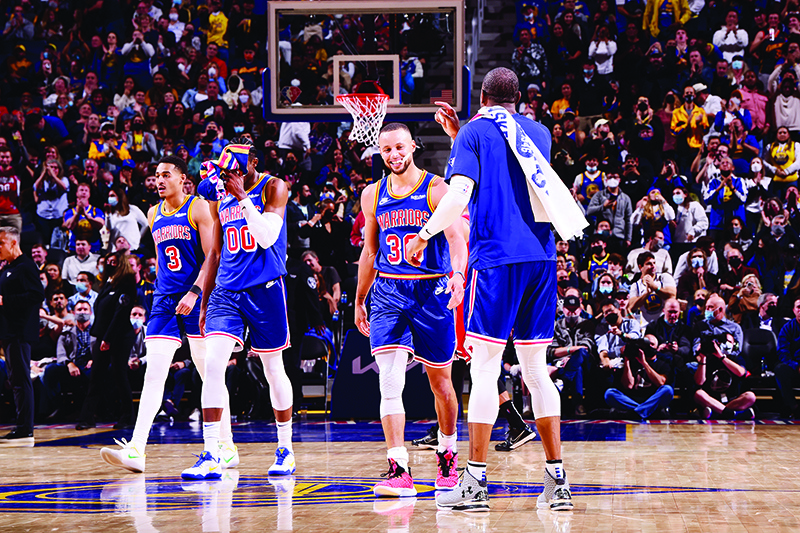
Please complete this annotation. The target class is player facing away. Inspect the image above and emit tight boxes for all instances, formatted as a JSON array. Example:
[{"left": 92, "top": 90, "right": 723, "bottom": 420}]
[
  {"left": 183, "top": 140, "right": 295, "bottom": 480},
  {"left": 355, "top": 123, "right": 468, "bottom": 497},
  {"left": 100, "top": 155, "right": 239, "bottom": 473},
  {"left": 406, "top": 68, "right": 574, "bottom": 511}
]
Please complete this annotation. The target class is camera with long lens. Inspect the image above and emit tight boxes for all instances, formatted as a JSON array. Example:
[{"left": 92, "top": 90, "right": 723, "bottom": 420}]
[{"left": 697, "top": 325, "right": 729, "bottom": 355}]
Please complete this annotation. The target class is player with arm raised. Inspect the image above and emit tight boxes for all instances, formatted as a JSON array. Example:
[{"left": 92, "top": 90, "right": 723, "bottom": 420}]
[
  {"left": 407, "top": 68, "right": 574, "bottom": 512},
  {"left": 355, "top": 123, "right": 468, "bottom": 497},
  {"left": 183, "top": 140, "right": 295, "bottom": 480},
  {"left": 100, "top": 155, "right": 239, "bottom": 473}
]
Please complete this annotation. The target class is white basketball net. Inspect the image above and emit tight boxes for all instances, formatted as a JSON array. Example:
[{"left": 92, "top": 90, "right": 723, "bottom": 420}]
[{"left": 336, "top": 93, "right": 389, "bottom": 148}]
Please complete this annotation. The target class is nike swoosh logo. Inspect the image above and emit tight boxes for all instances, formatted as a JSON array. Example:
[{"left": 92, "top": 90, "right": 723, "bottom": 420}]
[
  {"left": 127, "top": 454, "right": 140, "bottom": 459},
  {"left": 209, "top": 465, "right": 219, "bottom": 471},
  {"left": 222, "top": 455, "right": 235, "bottom": 463}
]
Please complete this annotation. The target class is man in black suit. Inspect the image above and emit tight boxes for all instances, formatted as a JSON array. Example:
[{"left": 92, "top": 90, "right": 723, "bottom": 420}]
[
  {"left": 741, "top": 293, "right": 787, "bottom": 337},
  {"left": 0, "top": 226, "right": 45, "bottom": 447}
]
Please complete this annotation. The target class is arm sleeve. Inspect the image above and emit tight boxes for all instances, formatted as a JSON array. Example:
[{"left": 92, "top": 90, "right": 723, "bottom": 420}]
[
  {"left": 418, "top": 175, "right": 474, "bottom": 240},
  {"left": 239, "top": 197, "right": 284, "bottom": 249}
]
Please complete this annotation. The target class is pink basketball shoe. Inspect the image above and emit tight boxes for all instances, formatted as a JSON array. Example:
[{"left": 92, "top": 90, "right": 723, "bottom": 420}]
[
  {"left": 373, "top": 459, "right": 417, "bottom": 497},
  {"left": 435, "top": 449, "right": 458, "bottom": 490}
]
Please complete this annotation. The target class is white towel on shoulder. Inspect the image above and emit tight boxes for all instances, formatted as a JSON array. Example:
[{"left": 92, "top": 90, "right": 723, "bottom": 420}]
[{"left": 471, "top": 106, "right": 588, "bottom": 241}]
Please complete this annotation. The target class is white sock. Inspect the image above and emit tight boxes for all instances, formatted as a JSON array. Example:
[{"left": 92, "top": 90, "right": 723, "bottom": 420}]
[
  {"left": 131, "top": 341, "right": 179, "bottom": 452},
  {"left": 277, "top": 420, "right": 293, "bottom": 452},
  {"left": 546, "top": 459, "right": 565, "bottom": 479},
  {"left": 437, "top": 430, "right": 457, "bottom": 453},
  {"left": 467, "top": 460, "right": 486, "bottom": 483},
  {"left": 203, "top": 421, "right": 221, "bottom": 458},
  {"left": 387, "top": 446, "right": 409, "bottom": 470}
]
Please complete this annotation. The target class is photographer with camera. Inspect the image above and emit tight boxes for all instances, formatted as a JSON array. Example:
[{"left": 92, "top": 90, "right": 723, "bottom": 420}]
[
  {"left": 646, "top": 298, "right": 692, "bottom": 374},
  {"left": 628, "top": 251, "right": 677, "bottom": 325},
  {"left": 692, "top": 295, "right": 755, "bottom": 419},
  {"left": 548, "top": 295, "right": 596, "bottom": 416},
  {"left": 595, "top": 298, "right": 642, "bottom": 369},
  {"left": 604, "top": 334, "right": 674, "bottom": 419}
]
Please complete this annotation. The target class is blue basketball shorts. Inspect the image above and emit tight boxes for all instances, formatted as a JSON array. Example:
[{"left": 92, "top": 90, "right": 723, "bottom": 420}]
[
  {"left": 205, "top": 277, "right": 291, "bottom": 354},
  {"left": 369, "top": 275, "right": 456, "bottom": 368},
  {"left": 465, "top": 261, "right": 556, "bottom": 346},
  {"left": 146, "top": 293, "right": 202, "bottom": 346}
]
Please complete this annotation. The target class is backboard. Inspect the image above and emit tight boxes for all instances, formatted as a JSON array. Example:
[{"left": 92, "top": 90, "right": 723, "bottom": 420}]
[{"left": 265, "top": 0, "right": 468, "bottom": 123}]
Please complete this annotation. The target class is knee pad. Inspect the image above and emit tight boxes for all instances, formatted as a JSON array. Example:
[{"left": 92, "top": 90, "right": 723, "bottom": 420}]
[
  {"left": 375, "top": 350, "right": 407, "bottom": 419},
  {"left": 143, "top": 339, "right": 180, "bottom": 385},
  {"left": 187, "top": 337, "right": 207, "bottom": 381},
  {"left": 517, "top": 342, "right": 561, "bottom": 419},
  {"left": 465, "top": 338, "right": 504, "bottom": 425},
  {"left": 203, "top": 336, "right": 237, "bottom": 409},
  {"left": 259, "top": 351, "right": 293, "bottom": 411}
]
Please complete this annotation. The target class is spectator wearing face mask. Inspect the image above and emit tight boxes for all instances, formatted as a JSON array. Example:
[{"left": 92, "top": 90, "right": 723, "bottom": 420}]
[
  {"left": 628, "top": 251, "right": 677, "bottom": 325},
  {"left": 646, "top": 297, "right": 693, "bottom": 374},
  {"left": 677, "top": 247, "right": 719, "bottom": 301},
  {"left": 67, "top": 271, "right": 98, "bottom": 311},
  {"left": 691, "top": 295, "right": 754, "bottom": 420},
  {"left": 573, "top": 154, "right": 606, "bottom": 206},
  {"left": 124, "top": 115, "right": 158, "bottom": 162},
  {"left": 626, "top": 228, "right": 673, "bottom": 274},
  {"left": 547, "top": 294, "right": 596, "bottom": 417},
  {"left": 39, "top": 300, "right": 96, "bottom": 421},
  {"left": 580, "top": 233, "right": 611, "bottom": 285},
  {"left": 589, "top": 272, "right": 618, "bottom": 315},
  {"left": 586, "top": 171, "right": 633, "bottom": 246},
  {"left": 717, "top": 243, "right": 759, "bottom": 300},
  {"left": 670, "top": 186, "right": 708, "bottom": 249}
]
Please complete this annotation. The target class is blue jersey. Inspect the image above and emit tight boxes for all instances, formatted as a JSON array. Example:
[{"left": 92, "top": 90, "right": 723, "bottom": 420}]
[
  {"left": 150, "top": 196, "right": 204, "bottom": 296},
  {"left": 373, "top": 171, "right": 450, "bottom": 278},
  {"left": 446, "top": 113, "right": 555, "bottom": 271},
  {"left": 216, "top": 173, "right": 287, "bottom": 290}
]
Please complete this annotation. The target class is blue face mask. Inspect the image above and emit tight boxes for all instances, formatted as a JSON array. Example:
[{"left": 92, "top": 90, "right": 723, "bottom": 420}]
[
  {"left": 598, "top": 285, "right": 613, "bottom": 294},
  {"left": 75, "top": 282, "right": 88, "bottom": 293},
  {"left": 673, "top": 194, "right": 685, "bottom": 205},
  {"left": 233, "top": 126, "right": 245, "bottom": 133},
  {"left": 149, "top": 265, "right": 156, "bottom": 274},
  {"left": 691, "top": 257, "right": 704, "bottom": 269},
  {"left": 130, "top": 318, "right": 143, "bottom": 329},
  {"left": 108, "top": 196, "right": 119, "bottom": 207},
  {"left": 732, "top": 60, "right": 744, "bottom": 70},
  {"left": 584, "top": 69, "right": 593, "bottom": 76},
  {"left": 704, "top": 309, "right": 715, "bottom": 321},
  {"left": 98, "top": 265, "right": 104, "bottom": 273}
]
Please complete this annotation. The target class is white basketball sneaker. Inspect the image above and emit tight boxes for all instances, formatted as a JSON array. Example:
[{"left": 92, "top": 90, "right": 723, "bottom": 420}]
[
  {"left": 100, "top": 438, "right": 146, "bottom": 474},
  {"left": 218, "top": 441, "right": 240, "bottom": 469},
  {"left": 268, "top": 447, "right": 296, "bottom": 475}
]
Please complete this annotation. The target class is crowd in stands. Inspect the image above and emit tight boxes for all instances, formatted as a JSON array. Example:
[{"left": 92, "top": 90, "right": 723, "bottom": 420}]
[{"left": 1, "top": 0, "right": 800, "bottom": 425}]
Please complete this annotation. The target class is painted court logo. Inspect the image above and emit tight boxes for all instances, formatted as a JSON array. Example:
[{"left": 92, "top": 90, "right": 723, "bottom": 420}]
[{"left": 0, "top": 476, "right": 777, "bottom": 514}]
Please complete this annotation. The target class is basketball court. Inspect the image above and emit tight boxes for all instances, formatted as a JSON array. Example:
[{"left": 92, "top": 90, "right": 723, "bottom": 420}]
[{"left": 1, "top": 419, "right": 799, "bottom": 531}]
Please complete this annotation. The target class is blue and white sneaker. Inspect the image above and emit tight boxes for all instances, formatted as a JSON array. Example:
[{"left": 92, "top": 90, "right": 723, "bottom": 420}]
[
  {"left": 181, "top": 451, "right": 222, "bottom": 480},
  {"left": 267, "top": 447, "right": 296, "bottom": 475}
]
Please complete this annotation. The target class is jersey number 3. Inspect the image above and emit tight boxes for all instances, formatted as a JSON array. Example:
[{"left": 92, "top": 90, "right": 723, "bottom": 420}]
[
  {"left": 164, "top": 245, "right": 182, "bottom": 271},
  {"left": 385, "top": 234, "right": 423, "bottom": 265}
]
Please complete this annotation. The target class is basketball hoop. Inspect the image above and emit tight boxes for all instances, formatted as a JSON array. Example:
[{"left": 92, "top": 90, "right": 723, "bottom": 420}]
[{"left": 336, "top": 92, "right": 389, "bottom": 148}]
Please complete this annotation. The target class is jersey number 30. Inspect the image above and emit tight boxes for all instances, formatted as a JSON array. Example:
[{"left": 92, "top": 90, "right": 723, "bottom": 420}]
[
  {"left": 164, "top": 246, "right": 182, "bottom": 271},
  {"left": 385, "top": 234, "right": 423, "bottom": 265},
  {"left": 226, "top": 226, "right": 257, "bottom": 253}
]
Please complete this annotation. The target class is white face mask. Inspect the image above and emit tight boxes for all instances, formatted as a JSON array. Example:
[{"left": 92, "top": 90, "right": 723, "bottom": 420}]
[
  {"left": 169, "top": 13, "right": 178, "bottom": 21},
  {"left": 177, "top": 63, "right": 186, "bottom": 72},
  {"left": 606, "top": 178, "right": 620, "bottom": 188},
  {"left": 586, "top": 165, "right": 598, "bottom": 173},
  {"left": 239, "top": 93, "right": 250, "bottom": 104},
  {"left": 751, "top": 160, "right": 762, "bottom": 173},
  {"left": 208, "top": 68, "right": 217, "bottom": 78}
]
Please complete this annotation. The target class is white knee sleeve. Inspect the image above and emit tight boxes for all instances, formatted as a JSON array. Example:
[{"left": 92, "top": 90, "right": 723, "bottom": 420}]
[
  {"left": 190, "top": 337, "right": 233, "bottom": 442},
  {"left": 203, "top": 335, "right": 236, "bottom": 410},
  {"left": 375, "top": 350, "right": 407, "bottom": 419},
  {"left": 188, "top": 337, "right": 207, "bottom": 381},
  {"left": 465, "top": 338, "right": 504, "bottom": 425},
  {"left": 132, "top": 340, "right": 180, "bottom": 447},
  {"left": 516, "top": 341, "right": 561, "bottom": 419},
  {"left": 259, "top": 351, "right": 293, "bottom": 411}
]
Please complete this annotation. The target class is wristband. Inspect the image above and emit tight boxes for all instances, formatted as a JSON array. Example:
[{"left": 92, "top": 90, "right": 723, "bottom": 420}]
[
  {"left": 453, "top": 271, "right": 465, "bottom": 283},
  {"left": 189, "top": 285, "right": 202, "bottom": 296}
]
